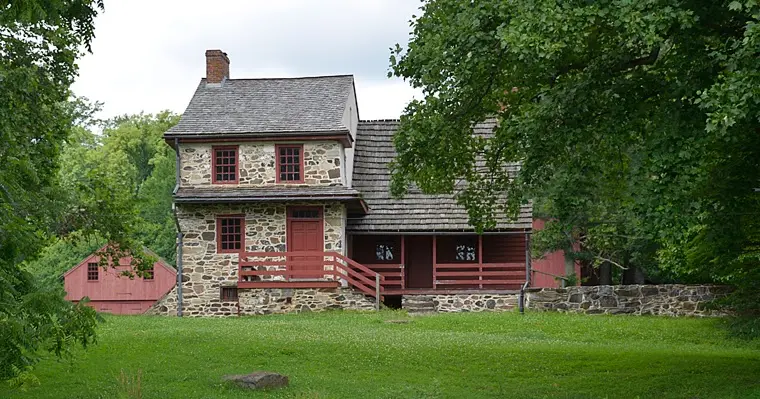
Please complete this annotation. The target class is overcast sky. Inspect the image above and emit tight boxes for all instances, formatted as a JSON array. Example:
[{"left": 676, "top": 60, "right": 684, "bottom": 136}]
[{"left": 71, "top": 0, "right": 423, "bottom": 121}]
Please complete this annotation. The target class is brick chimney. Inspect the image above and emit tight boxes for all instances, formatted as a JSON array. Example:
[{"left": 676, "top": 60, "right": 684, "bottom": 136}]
[{"left": 205, "top": 49, "right": 229, "bottom": 84}]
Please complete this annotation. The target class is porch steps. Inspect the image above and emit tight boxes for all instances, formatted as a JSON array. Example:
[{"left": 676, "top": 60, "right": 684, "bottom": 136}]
[{"left": 403, "top": 296, "right": 437, "bottom": 314}]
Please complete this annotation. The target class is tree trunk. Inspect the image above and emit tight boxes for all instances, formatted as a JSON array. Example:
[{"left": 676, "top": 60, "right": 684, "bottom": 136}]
[{"left": 599, "top": 261, "right": 612, "bottom": 285}]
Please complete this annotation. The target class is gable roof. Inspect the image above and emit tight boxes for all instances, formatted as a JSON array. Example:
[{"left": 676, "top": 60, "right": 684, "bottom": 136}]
[
  {"left": 347, "top": 119, "right": 532, "bottom": 232},
  {"left": 165, "top": 75, "right": 355, "bottom": 139},
  {"left": 63, "top": 246, "right": 176, "bottom": 278}
]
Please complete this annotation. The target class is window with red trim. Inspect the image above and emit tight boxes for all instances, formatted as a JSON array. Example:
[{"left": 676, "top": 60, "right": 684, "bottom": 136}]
[
  {"left": 212, "top": 146, "right": 238, "bottom": 184},
  {"left": 276, "top": 145, "right": 303, "bottom": 183},
  {"left": 87, "top": 262, "right": 98, "bottom": 281},
  {"left": 217, "top": 216, "right": 244, "bottom": 253}
]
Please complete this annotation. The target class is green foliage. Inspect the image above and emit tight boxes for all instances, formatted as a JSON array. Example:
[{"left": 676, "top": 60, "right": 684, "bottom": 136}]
[
  {"left": 390, "top": 0, "right": 760, "bottom": 317},
  {"left": 1, "top": 312, "right": 758, "bottom": 398},
  {"left": 26, "top": 111, "right": 180, "bottom": 286},
  {"left": 0, "top": 0, "right": 119, "bottom": 383},
  {"left": 23, "top": 233, "right": 105, "bottom": 288}
]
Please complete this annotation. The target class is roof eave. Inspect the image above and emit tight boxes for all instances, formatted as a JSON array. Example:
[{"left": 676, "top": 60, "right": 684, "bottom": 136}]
[
  {"left": 163, "top": 130, "right": 353, "bottom": 148},
  {"left": 174, "top": 195, "right": 367, "bottom": 214}
]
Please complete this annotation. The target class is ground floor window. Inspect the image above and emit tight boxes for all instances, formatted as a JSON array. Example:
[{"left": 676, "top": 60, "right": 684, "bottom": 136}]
[
  {"left": 220, "top": 287, "right": 238, "bottom": 301},
  {"left": 217, "top": 215, "right": 244, "bottom": 253},
  {"left": 375, "top": 243, "right": 394, "bottom": 261}
]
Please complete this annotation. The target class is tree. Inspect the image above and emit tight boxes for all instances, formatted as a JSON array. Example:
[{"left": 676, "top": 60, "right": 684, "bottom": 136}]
[
  {"left": 0, "top": 0, "right": 104, "bottom": 382},
  {"left": 27, "top": 112, "right": 180, "bottom": 286},
  {"left": 389, "top": 0, "right": 760, "bottom": 319}
]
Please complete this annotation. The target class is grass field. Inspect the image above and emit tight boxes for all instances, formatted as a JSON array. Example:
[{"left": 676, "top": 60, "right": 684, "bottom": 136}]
[{"left": 3, "top": 311, "right": 760, "bottom": 398}]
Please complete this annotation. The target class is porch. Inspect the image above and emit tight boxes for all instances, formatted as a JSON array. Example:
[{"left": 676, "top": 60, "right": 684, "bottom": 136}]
[{"left": 235, "top": 233, "right": 530, "bottom": 299}]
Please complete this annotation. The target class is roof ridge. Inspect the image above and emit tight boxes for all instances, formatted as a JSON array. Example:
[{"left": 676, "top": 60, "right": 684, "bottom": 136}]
[
  {"left": 208, "top": 74, "right": 354, "bottom": 82},
  {"left": 359, "top": 119, "right": 401, "bottom": 123}
]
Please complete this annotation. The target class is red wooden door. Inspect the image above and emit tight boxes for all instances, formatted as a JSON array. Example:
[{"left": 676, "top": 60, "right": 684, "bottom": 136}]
[
  {"left": 406, "top": 236, "right": 434, "bottom": 288},
  {"left": 287, "top": 207, "right": 324, "bottom": 278}
]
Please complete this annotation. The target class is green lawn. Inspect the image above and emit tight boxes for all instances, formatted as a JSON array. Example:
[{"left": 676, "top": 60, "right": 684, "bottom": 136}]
[{"left": 3, "top": 311, "right": 760, "bottom": 399}]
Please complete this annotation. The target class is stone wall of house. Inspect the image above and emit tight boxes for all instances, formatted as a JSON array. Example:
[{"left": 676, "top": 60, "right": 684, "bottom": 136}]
[
  {"left": 179, "top": 141, "right": 342, "bottom": 187},
  {"left": 403, "top": 293, "right": 519, "bottom": 313},
  {"left": 147, "top": 287, "right": 376, "bottom": 317},
  {"left": 238, "top": 288, "right": 376, "bottom": 315},
  {"left": 163, "top": 202, "right": 345, "bottom": 317},
  {"left": 526, "top": 285, "right": 730, "bottom": 316}
]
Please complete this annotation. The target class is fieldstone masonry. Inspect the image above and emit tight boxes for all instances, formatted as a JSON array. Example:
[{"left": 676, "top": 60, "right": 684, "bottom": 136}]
[
  {"left": 149, "top": 287, "right": 376, "bottom": 316},
  {"left": 526, "top": 284, "right": 730, "bottom": 316},
  {"left": 403, "top": 293, "right": 519, "bottom": 313},
  {"left": 147, "top": 202, "right": 347, "bottom": 317},
  {"left": 238, "top": 288, "right": 376, "bottom": 315},
  {"left": 150, "top": 284, "right": 730, "bottom": 317},
  {"left": 180, "top": 141, "right": 343, "bottom": 187}
]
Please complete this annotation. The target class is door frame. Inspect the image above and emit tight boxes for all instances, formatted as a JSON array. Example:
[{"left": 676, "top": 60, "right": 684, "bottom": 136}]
[{"left": 286, "top": 206, "right": 324, "bottom": 252}]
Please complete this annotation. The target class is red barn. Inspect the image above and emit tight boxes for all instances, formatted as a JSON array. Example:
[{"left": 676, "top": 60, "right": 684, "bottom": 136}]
[{"left": 64, "top": 249, "right": 177, "bottom": 315}]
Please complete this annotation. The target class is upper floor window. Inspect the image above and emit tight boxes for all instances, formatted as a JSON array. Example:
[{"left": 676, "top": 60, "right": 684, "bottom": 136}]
[
  {"left": 144, "top": 267, "right": 154, "bottom": 280},
  {"left": 87, "top": 262, "right": 99, "bottom": 281},
  {"left": 276, "top": 144, "right": 303, "bottom": 183},
  {"left": 217, "top": 215, "right": 244, "bottom": 253},
  {"left": 212, "top": 146, "right": 238, "bottom": 184}
]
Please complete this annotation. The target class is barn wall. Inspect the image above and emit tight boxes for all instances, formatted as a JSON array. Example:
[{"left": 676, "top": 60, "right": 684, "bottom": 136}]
[
  {"left": 64, "top": 256, "right": 176, "bottom": 303},
  {"left": 530, "top": 219, "right": 581, "bottom": 288},
  {"left": 75, "top": 300, "right": 156, "bottom": 315}
]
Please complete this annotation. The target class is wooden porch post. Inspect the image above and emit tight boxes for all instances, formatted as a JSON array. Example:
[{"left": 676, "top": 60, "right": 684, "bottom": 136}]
[
  {"left": 432, "top": 235, "right": 437, "bottom": 289},
  {"left": 477, "top": 234, "right": 483, "bottom": 289},
  {"left": 400, "top": 235, "right": 405, "bottom": 290}
]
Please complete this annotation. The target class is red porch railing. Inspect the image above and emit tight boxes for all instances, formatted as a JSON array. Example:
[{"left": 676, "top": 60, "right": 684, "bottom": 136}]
[
  {"left": 433, "top": 262, "right": 525, "bottom": 289},
  {"left": 238, "top": 251, "right": 384, "bottom": 307},
  {"left": 355, "top": 264, "right": 404, "bottom": 291}
]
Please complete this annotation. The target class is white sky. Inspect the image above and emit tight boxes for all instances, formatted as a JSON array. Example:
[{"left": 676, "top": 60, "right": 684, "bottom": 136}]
[{"left": 71, "top": 0, "right": 423, "bottom": 121}]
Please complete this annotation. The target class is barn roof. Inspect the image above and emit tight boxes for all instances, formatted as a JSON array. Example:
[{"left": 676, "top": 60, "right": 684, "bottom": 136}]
[
  {"left": 347, "top": 119, "right": 532, "bottom": 232},
  {"left": 164, "top": 75, "right": 355, "bottom": 139}
]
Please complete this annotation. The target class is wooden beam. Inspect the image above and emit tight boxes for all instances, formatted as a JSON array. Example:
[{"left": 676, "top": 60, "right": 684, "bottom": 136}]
[
  {"left": 238, "top": 281, "right": 340, "bottom": 289},
  {"left": 478, "top": 235, "right": 483, "bottom": 289},
  {"left": 432, "top": 235, "right": 437, "bottom": 289},
  {"left": 400, "top": 235, "right": 405, "bottom": 290}
]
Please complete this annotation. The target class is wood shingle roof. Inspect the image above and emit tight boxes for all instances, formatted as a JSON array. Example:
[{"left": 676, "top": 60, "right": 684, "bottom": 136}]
[{"left": 347, "top": 119, "right": 532, "bottom": 232}]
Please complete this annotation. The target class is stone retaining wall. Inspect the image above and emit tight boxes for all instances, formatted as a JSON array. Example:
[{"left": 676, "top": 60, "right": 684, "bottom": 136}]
[
  {"left": 403, "top": 293, "right": 519, "bottom": 313},
  {"left": 526, "top": 284, "right": 730, "bottom": 316}
]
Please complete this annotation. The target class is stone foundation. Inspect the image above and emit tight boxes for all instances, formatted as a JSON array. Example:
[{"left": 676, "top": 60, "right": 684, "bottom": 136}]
[
  {"left": 238, "top": 288, "right": 376, "bottom": 315},
  {"left": 403, "top": 293, "right": 519, "bottom": 313},
  {"left": 149, "top": 284, "right": 730, "bottom": 317},
  {"left": 525, "top": 284, "right": 730, "bottom": 316},
  {"left": 148, "top": 287, "right": 376, "bottom": 317}
]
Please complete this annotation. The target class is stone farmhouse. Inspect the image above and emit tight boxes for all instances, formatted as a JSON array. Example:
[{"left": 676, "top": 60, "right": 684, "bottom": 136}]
[{"left": 152, "top": 50, "right": 573, "bottom": 317}]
